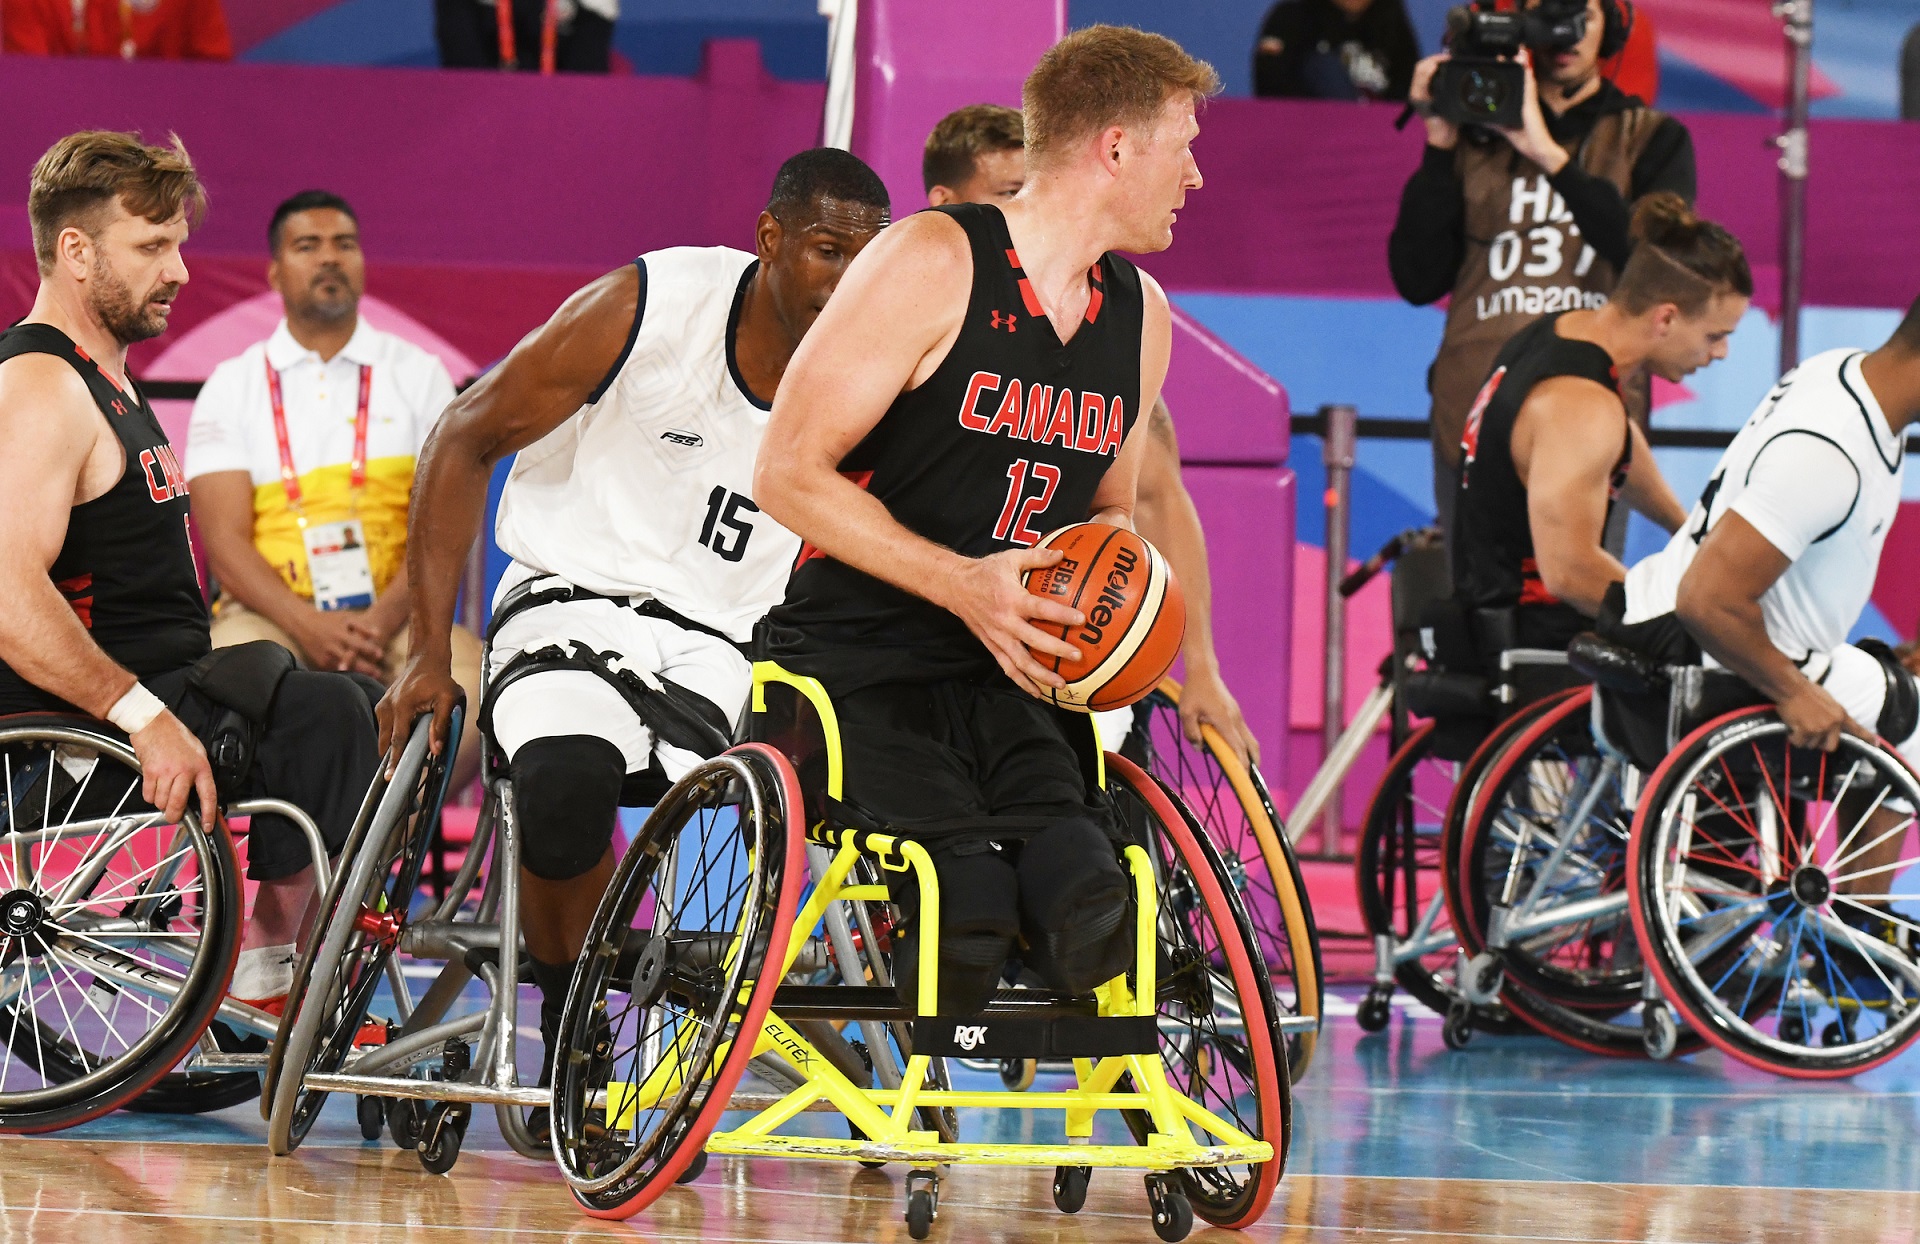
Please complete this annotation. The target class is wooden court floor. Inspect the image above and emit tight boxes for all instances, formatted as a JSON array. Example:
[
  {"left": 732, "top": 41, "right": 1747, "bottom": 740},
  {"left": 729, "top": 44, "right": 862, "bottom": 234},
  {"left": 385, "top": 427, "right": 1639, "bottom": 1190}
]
[
  {"left": 4, "top": 995, "right": 1918, "bottom": 1242},
  {"left": 0, "top": 1142, "right": 1914, "bottom": 1243}
]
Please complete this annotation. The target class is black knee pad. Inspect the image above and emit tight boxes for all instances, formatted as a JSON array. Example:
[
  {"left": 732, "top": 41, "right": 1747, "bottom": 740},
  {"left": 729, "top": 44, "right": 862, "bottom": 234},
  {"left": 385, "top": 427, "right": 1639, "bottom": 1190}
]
[
  {"left": 1016, "top": 816, "right": 1133, "bottom": 996},
  {"left": 890, "top": 838, "right": 1019, "bottom": 1015},
  {"left": 511, "top": 735, "right": 625, "bottom": 881}
]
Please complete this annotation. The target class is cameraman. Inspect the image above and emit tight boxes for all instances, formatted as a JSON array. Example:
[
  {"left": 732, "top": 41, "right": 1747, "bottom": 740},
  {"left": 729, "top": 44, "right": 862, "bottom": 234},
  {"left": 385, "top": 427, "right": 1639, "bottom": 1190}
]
[{"left": 1388, "top": 0, "right": 1695, "bottom": 540}]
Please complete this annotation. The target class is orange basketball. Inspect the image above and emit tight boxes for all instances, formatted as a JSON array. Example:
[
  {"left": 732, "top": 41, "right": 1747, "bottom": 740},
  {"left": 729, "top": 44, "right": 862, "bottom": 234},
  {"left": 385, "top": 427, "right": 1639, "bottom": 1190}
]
[{"left": 1022, "top": 522, "right": 1185, "bottom": 713}]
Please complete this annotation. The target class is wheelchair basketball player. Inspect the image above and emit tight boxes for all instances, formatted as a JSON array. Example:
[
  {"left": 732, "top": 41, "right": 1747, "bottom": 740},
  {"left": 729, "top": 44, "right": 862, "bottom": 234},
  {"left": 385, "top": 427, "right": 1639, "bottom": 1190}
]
[
  {"left": 756, "top": 27, "right": 1217, "bottom": 1014},
  {"left": 379, "top": 149, "right": 890, "bottom": 1095}
]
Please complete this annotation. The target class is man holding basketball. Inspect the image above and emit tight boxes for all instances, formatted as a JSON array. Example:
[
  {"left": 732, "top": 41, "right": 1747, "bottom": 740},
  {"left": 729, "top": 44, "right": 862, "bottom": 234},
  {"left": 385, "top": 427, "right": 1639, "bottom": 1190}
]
[{"left": 757, "top": 26, "right": 1215, "bottom": 1012}]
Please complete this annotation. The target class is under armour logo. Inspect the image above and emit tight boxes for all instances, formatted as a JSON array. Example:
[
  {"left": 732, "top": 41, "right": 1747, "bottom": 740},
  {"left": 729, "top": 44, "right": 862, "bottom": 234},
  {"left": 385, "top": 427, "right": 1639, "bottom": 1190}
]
[
  {"left": 989, "top": 311, "right": 1017, "bottom": 332},
  {"left": 110, "top": 399, "right": 127, "bottom": 416},
  {"left": 954, "top": 1024, "right": 988, "bottom": 1051}
]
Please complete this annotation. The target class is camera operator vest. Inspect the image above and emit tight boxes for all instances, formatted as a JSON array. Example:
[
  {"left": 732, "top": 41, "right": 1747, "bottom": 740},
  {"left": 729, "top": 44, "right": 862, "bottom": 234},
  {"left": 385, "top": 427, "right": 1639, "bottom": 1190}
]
[{"left": 1429, "top": 106, "right": 1666, "bottom": 465}]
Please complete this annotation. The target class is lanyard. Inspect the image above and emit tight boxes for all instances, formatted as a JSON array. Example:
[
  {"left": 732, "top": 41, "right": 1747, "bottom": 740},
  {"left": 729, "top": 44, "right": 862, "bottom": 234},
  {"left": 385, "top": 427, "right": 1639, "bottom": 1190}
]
[
  {"left": 497, "top": 0, "right": 559, "bottom": 74},
  {"left": 266, "top": 358, "right": 371, "bottom": 525},
  {"left": 71, "top": 0, "right": 137, "bottom": 59}
]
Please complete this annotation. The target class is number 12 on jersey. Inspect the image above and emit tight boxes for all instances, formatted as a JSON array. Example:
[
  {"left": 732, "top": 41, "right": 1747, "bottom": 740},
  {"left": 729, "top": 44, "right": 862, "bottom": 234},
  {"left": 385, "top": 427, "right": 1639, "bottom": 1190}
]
[
  {"left": 994, "top": 458, "right": 1062, "bottom": 546},
  {"left": 699, "top": 486, "right": 759, "bottom": 562}
]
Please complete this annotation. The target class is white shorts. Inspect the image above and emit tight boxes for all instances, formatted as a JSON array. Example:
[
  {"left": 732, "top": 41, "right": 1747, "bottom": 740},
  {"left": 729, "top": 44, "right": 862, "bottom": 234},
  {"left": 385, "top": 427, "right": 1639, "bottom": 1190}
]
[
  {"left": 1811, "top": 643, "right": 1920, "bottom": 771},
  {"left": 485, "top": 567, "right": 751, "bottom": 780}
]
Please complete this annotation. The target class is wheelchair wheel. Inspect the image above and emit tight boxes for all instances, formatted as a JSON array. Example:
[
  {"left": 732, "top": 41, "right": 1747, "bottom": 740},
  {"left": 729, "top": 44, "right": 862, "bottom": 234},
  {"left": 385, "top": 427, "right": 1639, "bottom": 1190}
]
[
  {"left": 553, "top": 743, "right": 804, "bottom": 1219},
  {"left": 1129, "top": 682, "right": 1324, "bottom": 1078},
  {"left": 1353, "top": 722, "right": 1523, "bottom": 1032},
  {"left": 266, "top": 714, "right": 453, "bottom": 1153},
  {"left": 1107, "top": 754, "right": 1288, "bottom": 1232},
  {"left": 0, "top": 719, "right": 243, "bottom": 1133},
  {"left": 1630, "top": 709, "right": 1920, "bottom": 1077},
  {"left": 1453, "top": 688, "right": 1646, "bottom": 1009}
]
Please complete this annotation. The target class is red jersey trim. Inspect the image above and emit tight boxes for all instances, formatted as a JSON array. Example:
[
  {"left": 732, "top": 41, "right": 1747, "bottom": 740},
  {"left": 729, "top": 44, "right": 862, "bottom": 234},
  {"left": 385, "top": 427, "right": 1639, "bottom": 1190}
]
[{"left": 794, "top": 471, "right": 874, "bottom": 569}]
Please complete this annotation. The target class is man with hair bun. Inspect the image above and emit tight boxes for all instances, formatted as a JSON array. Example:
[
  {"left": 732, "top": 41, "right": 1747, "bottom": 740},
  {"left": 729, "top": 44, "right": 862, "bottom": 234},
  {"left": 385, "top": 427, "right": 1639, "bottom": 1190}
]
[
  {"left": 0, "top": 131, "right": 378, "bottom": 1011},
  {"left": 923, "top": 101, "right": 1258, "bottom": 763},
  {"left": 758, "top": 27, "right": 1217, "bottom": 1013},
  {"left": 1450, "top": 192, "right": 1747, "bottom": 651}
]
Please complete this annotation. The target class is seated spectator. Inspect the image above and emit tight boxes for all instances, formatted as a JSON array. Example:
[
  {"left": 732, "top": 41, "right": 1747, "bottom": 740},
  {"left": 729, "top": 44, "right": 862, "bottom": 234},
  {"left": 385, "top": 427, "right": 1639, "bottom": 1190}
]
[
  {"left": 435, "top": 0, "right": 614, "bottom": 73},
  {"left": 186, "top": 191, "right": 482, "bottom": 785},
  {"left": 1254, "top": 0, "right": 1418, "bottom": 102},
  {"left": 3, "top": 0, "right": 230, "bottom": 60}
]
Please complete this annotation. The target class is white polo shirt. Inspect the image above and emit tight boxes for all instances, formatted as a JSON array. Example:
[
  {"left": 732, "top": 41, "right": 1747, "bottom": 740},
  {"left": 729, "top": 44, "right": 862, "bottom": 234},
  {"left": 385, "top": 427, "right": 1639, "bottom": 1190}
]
[{"left": 185, "top": 317, "right": 457, "bottom": 601}]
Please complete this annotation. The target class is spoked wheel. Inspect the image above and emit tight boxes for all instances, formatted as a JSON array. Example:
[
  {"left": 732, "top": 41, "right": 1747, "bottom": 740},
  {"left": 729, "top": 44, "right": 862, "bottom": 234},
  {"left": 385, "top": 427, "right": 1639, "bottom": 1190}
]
[
  {"left": 1452, "top": 689, "right": 1705, "bottom": 1058},
  {"left": 553, "top": 743, "right": 803, "bottom": 1220},
  {"left": 1107, "top": 754, "right": 1287, "bottom": 1232},
  {"left": 1125, "top": 682, "right": 1324, "bottom": 1079},
  {"left": 266, "top": 713, "right": 454, "bottom": 1153},
  {"left": 0, "top": 719, "right": 242, "bottom": 1133},
  {"left": 1630, "top": 709, "right": 1920, "bottom": 1077},
  {"left": 1455, "top": 688, "right": 1647, "bottom": 1007},
  {"left": 1353, "top": 722, "right": 1523, "bottom": 1032}
]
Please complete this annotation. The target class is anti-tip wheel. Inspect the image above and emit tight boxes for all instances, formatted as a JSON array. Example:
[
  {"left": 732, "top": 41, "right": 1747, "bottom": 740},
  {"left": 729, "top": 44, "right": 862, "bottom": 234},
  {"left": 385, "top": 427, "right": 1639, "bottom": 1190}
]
[
  {"left": 387, "top": 1098, "right": 425, "bottom": 1150},
  {"left": 999, "top": 1057, "right": 1038, "bottom": 1091},
  {"left": 1442, "top": 1004, "right": 1475, "bottom": 1051},
  {"left": 1147, "top": 1176, "right": 1194, "bottom": 1243},
  {"left": 1643, "top": 1003, "right": 1679, "bottom": 1061},
  {"left": 416, "top": 1109, "right": 463, "bottom": 1176},
  {"left": 905, "top": 1171, "right": 939, "bottom": 1241},
  {"left": 356, "top": 1095, "right": 386, "bottom": 1141},
  {"left": 1052, "top": 1165, "right": 1091, "bottom": 1214},
  {"left": 674, "top": 1148, "right": 709, "bottom": 1184},
  {"left": 1356, "top": 991, "right": 1392, "bottom": 1033}
]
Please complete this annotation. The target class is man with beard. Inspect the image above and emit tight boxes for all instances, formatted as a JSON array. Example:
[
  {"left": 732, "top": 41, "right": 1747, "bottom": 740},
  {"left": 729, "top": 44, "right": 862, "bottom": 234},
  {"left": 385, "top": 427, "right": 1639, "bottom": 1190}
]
[
  {"left": 0, "top": 132, "right": 377, "bottom": 1009},
  {"left": 186, "top": 191, "right": 481, "bottom": 788}
]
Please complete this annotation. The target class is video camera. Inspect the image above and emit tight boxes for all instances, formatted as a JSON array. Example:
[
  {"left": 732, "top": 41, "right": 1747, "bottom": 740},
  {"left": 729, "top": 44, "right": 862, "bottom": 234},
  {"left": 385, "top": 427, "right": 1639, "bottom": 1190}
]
[{"left": 1430, "top": 0, "right": 1593, "bottom": 129}]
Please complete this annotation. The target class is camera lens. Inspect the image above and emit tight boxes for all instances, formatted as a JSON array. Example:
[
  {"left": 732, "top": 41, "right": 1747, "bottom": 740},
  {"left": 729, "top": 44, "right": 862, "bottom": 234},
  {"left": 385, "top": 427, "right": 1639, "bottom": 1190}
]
[{"left": 1459, "top": 67, "right": 1510, "bottom": 117}]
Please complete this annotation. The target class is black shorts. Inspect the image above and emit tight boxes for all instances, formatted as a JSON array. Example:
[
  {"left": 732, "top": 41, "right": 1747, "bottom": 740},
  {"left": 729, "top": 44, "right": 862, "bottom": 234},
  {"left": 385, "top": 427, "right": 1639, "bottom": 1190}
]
[{"left": 834, "top": 678, "right": 1110, "bottom": 838}]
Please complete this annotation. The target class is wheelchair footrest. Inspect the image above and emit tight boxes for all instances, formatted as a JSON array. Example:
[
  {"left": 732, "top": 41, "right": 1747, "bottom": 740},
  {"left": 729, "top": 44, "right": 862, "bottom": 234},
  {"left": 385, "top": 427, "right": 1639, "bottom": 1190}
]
[
  {"left": 914, "top": 1014, "right": 1158, "bottom": 1058},
  {"left": 703, "top": 1132, "right": 1272, "bottom": 1170}
]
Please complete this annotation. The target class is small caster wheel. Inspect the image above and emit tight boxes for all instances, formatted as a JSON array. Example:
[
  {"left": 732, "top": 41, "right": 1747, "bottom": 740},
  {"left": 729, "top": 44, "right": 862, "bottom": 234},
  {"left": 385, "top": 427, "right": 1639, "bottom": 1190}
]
[
  {"left": 1822, "top": 1017, "right": 1855, "bottom": 1048},
  {"left": 905, "top": 1169, "right": 939, "bottom": 1241},
  {"left": 675, "top": 1147, "right": 709, "bottom": 1184},
  {"left": 999, "top": 1057, "right": 1037, "bottom": 1091},
  {"left": 356, "top": 1095, "right": 387, "bottom": 1141},
  {"left": 1356, "top": 990, "right": 1392, "bottom": 1033},
  {"left": 1643, "top": 1003, "right": 1678, "bottom": 1061},
  {"left": 387, "top": 1098, "right": 425, "bottom": 1151},
  {"left": 1441, "top": 1002, "right": 1474, "bottom": 1051},
  {"left": 417, "top": 1106, "right": 465, "bottom": 1175},
  {"left": 1145, "top": 1175, "right": 1193, "bottom": 1243},
  {"left": 1461, "top": 952, "right": 1504, "bottom": 1006},
  {"left": 1778, "top": 1013, "right": 1808, "bottom": 1045},
  {"left": 1052, "top": 1164, "right": 1090, "bottom": 1214}
]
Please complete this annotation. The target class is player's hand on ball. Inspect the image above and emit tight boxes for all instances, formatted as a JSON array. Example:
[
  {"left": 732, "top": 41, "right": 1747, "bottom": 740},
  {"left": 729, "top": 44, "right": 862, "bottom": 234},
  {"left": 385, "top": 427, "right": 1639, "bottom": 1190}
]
[{"left": 944, "top": 546, "right": 1082, "bottom": 699}]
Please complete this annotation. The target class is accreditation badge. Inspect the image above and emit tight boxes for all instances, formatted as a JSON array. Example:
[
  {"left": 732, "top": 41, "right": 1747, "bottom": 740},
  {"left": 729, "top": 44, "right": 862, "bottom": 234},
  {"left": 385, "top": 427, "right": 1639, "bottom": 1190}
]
[{"left": 303, "top": 518, "right": 376, "bottom": 612}]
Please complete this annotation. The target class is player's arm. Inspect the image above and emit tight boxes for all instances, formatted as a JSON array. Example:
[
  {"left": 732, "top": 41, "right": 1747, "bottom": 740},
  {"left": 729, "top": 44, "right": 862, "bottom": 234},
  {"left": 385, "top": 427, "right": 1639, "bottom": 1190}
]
[
  {"left": 0, "top": 356, "right": 216, "bottom": 821},
  {"left": 379, "top": 266, "right": 639, "bottom": 760},
  {"left": 1616, "top": 419, "right": 1688, "bottom": 534},
  {"left": 1677, "top": 436, "right": 1866, "bottom": 752},
  {"left": 755, "top": 213, "right": 1083, "bottom": 698},
  {"left": 1517, "top": 378, "right": 1630, "bottom": 617}
]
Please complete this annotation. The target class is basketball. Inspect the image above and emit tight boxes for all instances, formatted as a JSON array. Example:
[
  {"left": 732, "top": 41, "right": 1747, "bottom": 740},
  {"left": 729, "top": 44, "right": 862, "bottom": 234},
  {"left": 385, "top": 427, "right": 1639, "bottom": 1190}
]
[{"left": 1022, "top": 522, "right": 1185, "bottom": 713}]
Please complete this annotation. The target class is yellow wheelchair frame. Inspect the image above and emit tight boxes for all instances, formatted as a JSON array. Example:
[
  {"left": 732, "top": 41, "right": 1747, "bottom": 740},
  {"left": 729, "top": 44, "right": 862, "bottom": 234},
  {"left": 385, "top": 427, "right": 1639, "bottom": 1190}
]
[{"left": 628, "top": 663, "right": 1282, "bottom": 1239}]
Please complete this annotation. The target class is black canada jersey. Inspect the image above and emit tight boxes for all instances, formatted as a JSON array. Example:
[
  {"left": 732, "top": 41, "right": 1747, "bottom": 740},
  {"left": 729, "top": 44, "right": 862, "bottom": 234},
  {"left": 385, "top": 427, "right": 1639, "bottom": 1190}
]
[
  {"left": 1453, "top": 312, "right": 1629, "bottom": 644},
  {"left": 0, "top": 324, "right": 209, "bottom": 715},
  {"left": 763, "top": 203, "right": 1145, "bottom": 691}
]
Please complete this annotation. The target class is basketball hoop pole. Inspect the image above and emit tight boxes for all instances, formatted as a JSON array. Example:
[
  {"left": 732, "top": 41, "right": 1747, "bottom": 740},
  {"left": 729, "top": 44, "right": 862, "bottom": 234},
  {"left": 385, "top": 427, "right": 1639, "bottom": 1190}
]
[
  {"left": 1775, "top": 0, "right": 1813, "bottom": 375},
  {"left": 1319, "top": 404, "right": 1357, "bottom": 858}
]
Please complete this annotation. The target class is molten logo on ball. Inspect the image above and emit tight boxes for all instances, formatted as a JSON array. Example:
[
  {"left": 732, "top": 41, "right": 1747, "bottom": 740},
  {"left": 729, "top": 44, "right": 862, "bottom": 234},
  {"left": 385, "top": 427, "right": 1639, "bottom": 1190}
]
[{"left": 1022, "top": 522, "right": 1185, "bottom": 713}]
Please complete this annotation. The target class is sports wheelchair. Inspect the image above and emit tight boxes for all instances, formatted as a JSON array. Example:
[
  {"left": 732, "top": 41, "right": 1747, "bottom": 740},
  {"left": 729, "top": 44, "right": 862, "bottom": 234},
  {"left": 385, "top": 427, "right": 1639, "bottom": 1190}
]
[
  {"left": 1345, "top": 534, "right": 1587, "bottom": 1046},
  {"left": 547, "top": 662, "right": 1290, "bottom": 1240},
  {"left": 1447, "top": 632, "right": 1920, "bottom": 1075},
  {"left": 0, "top": 712, "right": 336, "bottom": 1132}
]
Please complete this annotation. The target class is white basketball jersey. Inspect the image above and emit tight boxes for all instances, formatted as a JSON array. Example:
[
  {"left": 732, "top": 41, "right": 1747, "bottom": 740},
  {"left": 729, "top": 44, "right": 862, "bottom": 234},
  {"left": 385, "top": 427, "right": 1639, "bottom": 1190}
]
[
  {"left": 493, "top": 247, "right": 799, "bottom": 643},
  {"left": 1624, "top": 348, "right": 1906, "bottom": 662}
]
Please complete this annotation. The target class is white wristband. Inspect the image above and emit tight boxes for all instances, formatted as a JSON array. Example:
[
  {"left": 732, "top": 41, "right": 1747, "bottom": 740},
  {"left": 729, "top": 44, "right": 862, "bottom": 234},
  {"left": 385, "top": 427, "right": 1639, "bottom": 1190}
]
[{"left": 106, "top": 683, "right": 166, "bottom": 735}]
